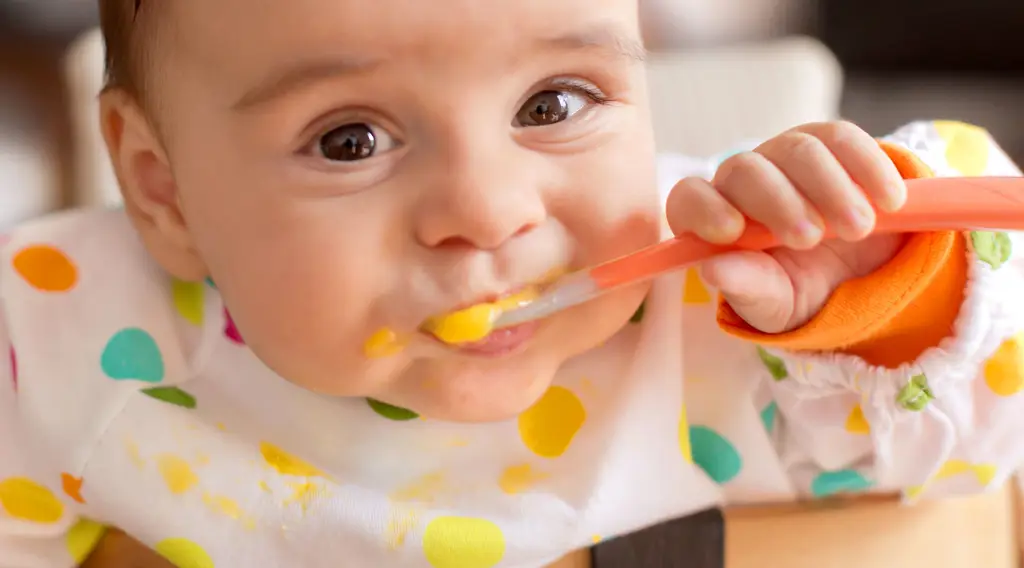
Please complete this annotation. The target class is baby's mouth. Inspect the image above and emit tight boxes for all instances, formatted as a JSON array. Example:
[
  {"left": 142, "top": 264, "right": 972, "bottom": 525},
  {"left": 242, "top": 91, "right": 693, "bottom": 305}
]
[{"left": 421, "top": 287, "right": 541, "bottom": 345}]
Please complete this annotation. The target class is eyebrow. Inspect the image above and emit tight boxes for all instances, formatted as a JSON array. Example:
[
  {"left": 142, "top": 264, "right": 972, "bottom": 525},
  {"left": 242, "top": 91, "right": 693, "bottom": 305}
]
[
  {"left": 232, "top": 55, "right": 381, "bottom": 111},
  {"left": 541, "top": 24, "right": 648, "bottom": 64}
]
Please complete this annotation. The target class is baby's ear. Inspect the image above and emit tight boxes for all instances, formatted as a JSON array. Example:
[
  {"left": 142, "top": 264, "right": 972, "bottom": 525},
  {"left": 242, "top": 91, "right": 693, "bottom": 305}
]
[{"left": 98, "top": 89, "right": 208, "bottom": 281}]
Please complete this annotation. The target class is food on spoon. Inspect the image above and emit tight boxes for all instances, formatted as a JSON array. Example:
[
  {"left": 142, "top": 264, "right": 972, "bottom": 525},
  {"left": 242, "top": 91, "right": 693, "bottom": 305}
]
[{"left": 423, "top": 287, "right": 540, "bottom": 344}]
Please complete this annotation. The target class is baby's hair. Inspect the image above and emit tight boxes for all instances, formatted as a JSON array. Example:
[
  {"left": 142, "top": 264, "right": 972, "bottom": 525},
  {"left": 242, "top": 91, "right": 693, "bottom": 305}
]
[{"left": 98, "top": 0, "right": 155, "bottom": 100}]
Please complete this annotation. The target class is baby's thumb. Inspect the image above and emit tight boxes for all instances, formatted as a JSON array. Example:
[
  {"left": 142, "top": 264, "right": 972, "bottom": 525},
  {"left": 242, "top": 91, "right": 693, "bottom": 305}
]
[{"left": 699, "top": 251, "right": 795, "bottom": 334}]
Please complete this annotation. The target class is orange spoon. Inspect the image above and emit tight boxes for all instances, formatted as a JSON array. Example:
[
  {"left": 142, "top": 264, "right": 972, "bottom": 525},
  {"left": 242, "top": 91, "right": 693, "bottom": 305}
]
[{"left": 495, "top": 176, "right": 1024, "bottom": 328}]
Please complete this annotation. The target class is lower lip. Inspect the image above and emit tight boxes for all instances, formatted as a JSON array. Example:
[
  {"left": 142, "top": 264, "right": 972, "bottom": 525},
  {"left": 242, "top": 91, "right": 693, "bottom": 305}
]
[{"left": 437, "top": 321, "right": 540, "bottom": 357}]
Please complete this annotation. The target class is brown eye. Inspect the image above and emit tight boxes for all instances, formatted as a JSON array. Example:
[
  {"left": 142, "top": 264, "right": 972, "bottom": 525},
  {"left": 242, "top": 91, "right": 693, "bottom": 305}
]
[
  {"left": 319, "top": 124, "right": 377, "bottom": 161},
  {"left": 515, "top": 89, "right": 595, "bottom": 127},
  {"left": 517, "top": 91, "right": 571, "bottom": 127}
]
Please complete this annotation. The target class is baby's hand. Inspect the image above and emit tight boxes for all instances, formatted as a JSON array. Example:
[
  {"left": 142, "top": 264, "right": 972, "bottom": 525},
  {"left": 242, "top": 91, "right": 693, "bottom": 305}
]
[{"left": 666, "top": 121, "right": 909, "bottom": 333}]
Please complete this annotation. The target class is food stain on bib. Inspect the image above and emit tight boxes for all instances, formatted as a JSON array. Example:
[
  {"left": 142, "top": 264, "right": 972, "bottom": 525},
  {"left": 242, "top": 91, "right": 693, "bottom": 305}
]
[
  {"left": 203, "top": 493, "right": 256, "bottom": 530},
  {"left": 61, "top": 473, "right": 86, "bottom": 504},
  {"left": 386, "top": 507, "right": 421, "bottom": 550},
  {"left": 157, "top": 455, "right": 199, "bottom": 495},
  {"left": 284, "top": 481, "right": 326, "bottom": 514},
  {"left": 390, "top": 472, "right": 447, "bottom": 504},
  {"left": 499, "top": 464, "right": 548, "bottom": 495},
  {"left": 259, "top": 442, "right": 326, "bottom": 478}
]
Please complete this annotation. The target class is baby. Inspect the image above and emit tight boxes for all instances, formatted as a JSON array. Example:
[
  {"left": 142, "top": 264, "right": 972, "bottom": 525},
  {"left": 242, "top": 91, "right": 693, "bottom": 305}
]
[{"left": 2, "top": 0, "right": 1023, "bottom": 567}]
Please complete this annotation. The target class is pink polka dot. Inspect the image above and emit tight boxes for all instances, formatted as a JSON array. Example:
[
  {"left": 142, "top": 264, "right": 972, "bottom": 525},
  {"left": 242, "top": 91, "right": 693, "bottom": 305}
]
[
  {"left": 224, "top": 308, "right": 244, "bottom": 345},
  {"left": 8, "top": 347, "right": 15, "bottom": 392}
]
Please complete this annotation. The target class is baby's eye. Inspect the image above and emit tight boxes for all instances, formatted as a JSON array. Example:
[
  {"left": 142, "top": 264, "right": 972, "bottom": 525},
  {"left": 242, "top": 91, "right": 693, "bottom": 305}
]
[
  {"left": 317, "top": 123, "right": 396, "bottom": 162},
  {"left": 515, "top": 90, "right": 591, "bottom": 128}
]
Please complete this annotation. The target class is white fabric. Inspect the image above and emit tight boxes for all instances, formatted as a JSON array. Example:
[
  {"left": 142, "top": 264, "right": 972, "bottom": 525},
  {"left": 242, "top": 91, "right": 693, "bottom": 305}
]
[{"left": 0, "top": 121, "right": 1021, "bottom": 568}]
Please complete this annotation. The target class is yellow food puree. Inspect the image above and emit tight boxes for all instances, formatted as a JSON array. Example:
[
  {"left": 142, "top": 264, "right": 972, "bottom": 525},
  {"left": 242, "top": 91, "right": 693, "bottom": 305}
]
[
  {"left": 423, "top": 287, "right": 539, "bottom": 344},
  {"left": 363, "top": 328, "right": 407, "bottom": 358}
]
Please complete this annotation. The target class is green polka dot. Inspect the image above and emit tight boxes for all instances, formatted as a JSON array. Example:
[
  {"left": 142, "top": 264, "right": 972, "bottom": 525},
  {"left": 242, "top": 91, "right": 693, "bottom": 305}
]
[
  {"left": 368, "top": 398, "right": 419, "bottom": 421},
  {"left": 205, "top": 277, "right": 217, "bottom": 289},
  {"left": 757, "top": 347, "right": 788, "bottom": 381},
  {"left": 896, "top": 373, "right": 933, "bottom": 412},
  {"left": 811, "top": 469, "right": 873, "bottom": 498},
  {"left": 689, "top": 426, "right": 742, "bottom": 484},
  {"left": 760, "top": 402, "right": 778, "bottom": 434},
  {"left": 143, "top": 386, "right": 197, "bottom": 409},
  {"left": 629, "top": 301, "right": 645, "bottom": 324},
  {"left": 971, "top": 231, "right": 1012, "bottom": 270},
  {"left": 171, "top": 280, "right": 204, "bottom": 326},
  {"left": 100, "top": 328, "right": 164, "bottom": 383}
]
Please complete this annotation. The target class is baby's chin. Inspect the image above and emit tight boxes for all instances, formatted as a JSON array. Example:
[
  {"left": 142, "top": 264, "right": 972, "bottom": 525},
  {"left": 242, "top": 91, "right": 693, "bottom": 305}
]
[{"left": 401, "top": 354, "right": 562, "bottom": 423}]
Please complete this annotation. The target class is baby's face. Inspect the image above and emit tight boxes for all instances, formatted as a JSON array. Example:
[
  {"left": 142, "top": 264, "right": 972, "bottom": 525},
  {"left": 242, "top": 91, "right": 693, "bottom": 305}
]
[{"left": 149, "top": 0, "right": 661, "bottom": 421}]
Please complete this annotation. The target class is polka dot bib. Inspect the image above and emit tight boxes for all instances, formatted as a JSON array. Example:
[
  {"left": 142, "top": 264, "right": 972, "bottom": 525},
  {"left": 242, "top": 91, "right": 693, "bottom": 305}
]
[{"left": 3, "top": 122, "right": 1024, "bottom": 567}]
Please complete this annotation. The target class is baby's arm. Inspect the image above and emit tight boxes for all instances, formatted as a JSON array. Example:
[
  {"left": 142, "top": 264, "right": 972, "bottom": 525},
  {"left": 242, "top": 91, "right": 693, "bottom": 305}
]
[
  {"left": 0, "top": 306, "right": 109, "bottom": 567},
  {"left": 719, "top": 121, "right": 1024, "bottom": 498}
]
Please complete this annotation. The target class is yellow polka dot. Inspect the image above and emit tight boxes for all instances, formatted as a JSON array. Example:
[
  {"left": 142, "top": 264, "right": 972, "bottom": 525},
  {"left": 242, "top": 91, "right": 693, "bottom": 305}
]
[
  {"left": 905, "top": 485, "right": 925, "bottom": 500},
  {"left": 259, "top": 442, "right": 325, "bottom": 478},
  {"left": 0, "top": 477, "right": 64, "bottom": 523},
  {"left": 157, "top": 455, "right": 198, "bottom": 495},
  {"left": 423, "top": 516, "right": 505, "bottom": 568},
  {"left": 682, "top": 268, "right": 712, "bottom": 304},
  {"left": 678, "top": 404, "right": 693, "bottom": 463},
  {"left": 498, "top": 464, "right": 548, "bottom": 495},
  {"left": 66, "top": 519, "right": 107, "bottom": 563},
  {"left": 171, "top": 280, "right": 205, "bottom": 326},
  {"left": 517, "top": 386, "right": 586, "bottom": 458},
  {"left": 971, "top": 464, "right": 998, "bottom": 486},
  {"left": 12, "top": 245, "right": 78, "bottom": 292},
  {"left": 844, "top": 405, "right": 870, "bottom": 435},
  {"left": 934, "top": 121, "right": 990, "bottom": 176},
  {"left": 155, "top": 537, "right": 215, "bottom": 568},
  {"left": 984, "top": 333, "right": 1024, "bottom": 396}
]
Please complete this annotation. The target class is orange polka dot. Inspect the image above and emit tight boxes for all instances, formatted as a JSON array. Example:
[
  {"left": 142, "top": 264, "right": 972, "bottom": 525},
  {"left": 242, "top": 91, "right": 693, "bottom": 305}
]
[
  {"left": 61, "top": 473, "right": 85, "bottom": 504},
  {"left": 13, "top": 245, "right": 78, "bottom": 292}
]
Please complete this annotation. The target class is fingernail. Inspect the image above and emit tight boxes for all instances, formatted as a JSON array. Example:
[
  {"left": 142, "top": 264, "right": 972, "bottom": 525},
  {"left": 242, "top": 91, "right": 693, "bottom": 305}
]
[
  {"left": 788, "top": 221, "right": 822, "bottom": 248},
  {"left": 845, "top": 206, "right": 874, "bottom": 234},
  {"left": 883, "top": 185, "right": 908, "bottom": 211},
  {"left": 718, "top": 213, "right": 744, "bottom": 238}
]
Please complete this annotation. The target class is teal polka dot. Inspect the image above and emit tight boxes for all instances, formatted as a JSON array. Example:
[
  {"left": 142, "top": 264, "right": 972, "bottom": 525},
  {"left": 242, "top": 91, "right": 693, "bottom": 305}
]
[
  {"left": 689, "top": 426, "right": 742, "bottom": 484},
  {"left": 760, "top": 402, "right": 778, "bottom": 434},
  {"left": 715, "top": 147, "right": 746, "bottom": 166},
  {"left": 811, "top": 469, "right": 874, "bottom": 498},
  {"left": 205, "top": 277, "right": 217, "bottom": 289},
  {"left": 100, "top": 328, "right": 164, "bottom": 383}
]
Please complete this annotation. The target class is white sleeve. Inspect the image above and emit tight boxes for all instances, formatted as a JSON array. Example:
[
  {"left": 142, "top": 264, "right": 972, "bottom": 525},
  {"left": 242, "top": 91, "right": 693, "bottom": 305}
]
[
  {"left": 0, "top": 296, "right": 105, "bottom": 566},
  {"left": 754, "top": 120, "right": 1024, "bottom": 501}
]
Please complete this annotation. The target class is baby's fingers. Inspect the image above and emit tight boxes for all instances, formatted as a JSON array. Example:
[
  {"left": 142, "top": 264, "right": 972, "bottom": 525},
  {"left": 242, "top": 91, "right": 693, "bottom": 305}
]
[
  {"left": 791, "top": 122, "right": 907, "bottom": 212},
  {"left": 756, "top": 130, "right": 877, "bottom": 241},
  {"left": 666, "top": 177, "right": 745, "bottom": 244},
  {"left": 712, "top": 152, "right": 825, "bottom": 249}
]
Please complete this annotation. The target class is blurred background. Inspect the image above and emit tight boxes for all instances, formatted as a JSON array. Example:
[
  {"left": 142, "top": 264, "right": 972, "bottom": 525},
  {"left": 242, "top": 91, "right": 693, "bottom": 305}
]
[{"left": 1, "top": 0, "right": 1023, "bottom": 230}]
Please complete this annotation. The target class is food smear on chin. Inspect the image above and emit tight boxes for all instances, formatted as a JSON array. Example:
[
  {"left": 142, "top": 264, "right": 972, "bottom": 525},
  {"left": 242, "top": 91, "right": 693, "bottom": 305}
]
[
  {"left": 423, "top": 287, "right": 540, "bottom": 345},
  {"left": 363, "top": 328, "right": 408, "bottom": 358}
]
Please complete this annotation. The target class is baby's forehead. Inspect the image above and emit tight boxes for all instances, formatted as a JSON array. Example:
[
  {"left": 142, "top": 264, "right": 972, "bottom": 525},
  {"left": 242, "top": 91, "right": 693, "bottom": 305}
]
[{"left": 171, "top": 0, "right": 640, "bottom": 57}]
